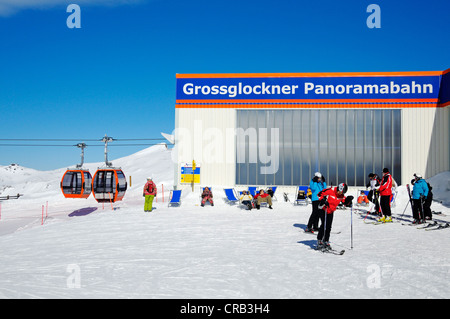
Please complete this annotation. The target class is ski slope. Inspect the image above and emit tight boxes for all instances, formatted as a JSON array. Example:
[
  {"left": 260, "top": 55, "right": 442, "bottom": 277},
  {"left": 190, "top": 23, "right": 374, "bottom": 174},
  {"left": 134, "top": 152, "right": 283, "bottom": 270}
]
[{"left": 0, "top": 145, "right": 449, "bottom": 299}]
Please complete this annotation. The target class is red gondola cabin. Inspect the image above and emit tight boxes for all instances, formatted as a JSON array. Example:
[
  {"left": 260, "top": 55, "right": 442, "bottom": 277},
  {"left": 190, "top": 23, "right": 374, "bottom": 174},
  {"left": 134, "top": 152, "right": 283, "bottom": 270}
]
[
  {"left": 92, "top": 169, "right": 127, "bottom": 203},
  {"left": 60, "top": 169, "right": 92, "bottom": 199}
]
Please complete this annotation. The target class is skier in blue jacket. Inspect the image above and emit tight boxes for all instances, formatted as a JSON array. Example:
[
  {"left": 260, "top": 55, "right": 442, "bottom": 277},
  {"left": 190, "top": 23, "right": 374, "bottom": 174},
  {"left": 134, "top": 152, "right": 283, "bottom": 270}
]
[
  {"left": 305, "top": 172, "right": 327, "bottom": 233},
  {"left": 411, "top": 174, "right": 429, "bottom": 224}
]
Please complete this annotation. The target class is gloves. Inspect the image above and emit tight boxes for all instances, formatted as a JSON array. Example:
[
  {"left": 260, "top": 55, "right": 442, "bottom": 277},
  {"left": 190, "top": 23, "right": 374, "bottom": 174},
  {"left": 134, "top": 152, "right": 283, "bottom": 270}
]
[
  {"left": 318, "top": 196, "right": 329, "bottom": 209},
  {"left": 344, "top": 195, "right": 354, "bottom": 207}
]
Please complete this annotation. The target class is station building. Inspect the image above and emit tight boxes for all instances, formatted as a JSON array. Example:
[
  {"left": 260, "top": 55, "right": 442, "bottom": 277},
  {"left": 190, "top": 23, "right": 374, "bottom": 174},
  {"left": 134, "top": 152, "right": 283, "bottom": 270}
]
[{"left": 173, "top": 69, "right": 450, "bottom": 189}]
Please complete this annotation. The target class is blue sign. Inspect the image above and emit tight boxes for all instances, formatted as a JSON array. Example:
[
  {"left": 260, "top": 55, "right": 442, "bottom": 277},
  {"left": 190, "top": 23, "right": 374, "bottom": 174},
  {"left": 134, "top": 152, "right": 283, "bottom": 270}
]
[
  {"left": 176, "top": 75, "right": 441, "bottom": 101},
  {"left": 181, "top": 167, "right": 200, "bottom": 175}
]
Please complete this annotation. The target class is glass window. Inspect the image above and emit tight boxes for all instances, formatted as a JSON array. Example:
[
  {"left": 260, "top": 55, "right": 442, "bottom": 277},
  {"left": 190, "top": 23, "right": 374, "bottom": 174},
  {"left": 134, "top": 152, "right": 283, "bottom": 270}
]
[
  {"left": 62, "top": 171, "right": 82, "bottom": 194},
  {"left": 236, "top": 109, "right": 401, "bottom": 186}
]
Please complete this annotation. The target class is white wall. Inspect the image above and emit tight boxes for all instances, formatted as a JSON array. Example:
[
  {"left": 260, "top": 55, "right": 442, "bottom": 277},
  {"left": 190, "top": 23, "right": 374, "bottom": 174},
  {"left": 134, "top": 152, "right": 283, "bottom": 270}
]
[
  {"left": 174, "top": 108, "right": 236, "bottom": 188},
  {"left": 401, "top": 106, "right": 449, "bottom": 185}
]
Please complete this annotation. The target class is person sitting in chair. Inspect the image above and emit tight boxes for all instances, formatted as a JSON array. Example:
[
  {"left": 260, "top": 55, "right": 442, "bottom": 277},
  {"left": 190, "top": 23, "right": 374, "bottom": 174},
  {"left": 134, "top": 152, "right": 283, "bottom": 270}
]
[
  {"left": 357, "top": 191, "right": 369, "bottom": 206},
  {"left": 240, "top": 190, "right": 253, "bottom": 210},
  {"left": 254, "top": 189, "right": 273, "bottom": 210},
  {"left": 201, "top": 187, "right": 214, "bottom": 207}
]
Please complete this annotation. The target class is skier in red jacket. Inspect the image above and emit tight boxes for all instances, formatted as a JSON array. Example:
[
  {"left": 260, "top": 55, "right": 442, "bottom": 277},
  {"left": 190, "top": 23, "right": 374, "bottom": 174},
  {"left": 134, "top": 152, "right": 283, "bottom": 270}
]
[
  {"left": 378, "top": 168, "right": 393, "bottom": 223},
  {"left": 317, "top": 183, "right": 353, "bottom": 250}
]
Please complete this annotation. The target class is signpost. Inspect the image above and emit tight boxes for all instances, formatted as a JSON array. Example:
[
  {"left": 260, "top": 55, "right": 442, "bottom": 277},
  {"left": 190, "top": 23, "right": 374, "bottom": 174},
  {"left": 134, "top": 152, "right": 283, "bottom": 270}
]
[{"left": 180, "top": 161, "right": 200, "bottom": 191}]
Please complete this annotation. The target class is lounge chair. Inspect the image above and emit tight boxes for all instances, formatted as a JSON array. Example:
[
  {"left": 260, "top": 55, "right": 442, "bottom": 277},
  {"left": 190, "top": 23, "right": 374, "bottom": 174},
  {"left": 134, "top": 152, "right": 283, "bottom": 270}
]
[
  {"left": 168, "top": 189, "right": 182, "bottom": 207},
  {"left": 294, "top": 186, "right": 309, "bottom": 206},
  {"left": 224, "top": 188, "right": 239, "bottom": 205}
]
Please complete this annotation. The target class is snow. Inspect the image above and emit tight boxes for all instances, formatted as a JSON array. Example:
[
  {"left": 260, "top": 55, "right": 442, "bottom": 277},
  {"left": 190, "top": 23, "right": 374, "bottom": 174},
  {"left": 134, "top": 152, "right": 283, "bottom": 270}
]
[{"left": 0, "top": 145, "right": 449, "bottom": 299}]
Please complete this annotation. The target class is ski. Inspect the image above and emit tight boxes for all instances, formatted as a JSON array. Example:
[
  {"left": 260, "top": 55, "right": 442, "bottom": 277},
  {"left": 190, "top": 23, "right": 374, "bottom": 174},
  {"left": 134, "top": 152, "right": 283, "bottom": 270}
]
[
  {"left": 432, "top": 211, "right": 447, "bottom": 216},
  {"left": 425, "top": 223, "right": 450, "bottom": 231},
  {"left": 313, "top": 246, "right": 345, "bottom": 255},
  {"left": 323, "top": 248, "right": 345, "bottom": 255},
  {"left": 370, "top": 221, "right": 394, "bottom": 225},
  {"left": 417, "top": 221, "right": 438, "bottom": 229},
  {"left": 402, "top": 221, "right": 424, "bottom": 226}
]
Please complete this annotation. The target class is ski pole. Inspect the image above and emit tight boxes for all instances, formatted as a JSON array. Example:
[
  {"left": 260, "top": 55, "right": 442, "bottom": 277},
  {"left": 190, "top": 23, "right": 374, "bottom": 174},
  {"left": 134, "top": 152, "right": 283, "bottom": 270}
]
[
  {"left": 419, "top": 196, "right": 425, "bottom": 221},
  {"left": 400, "top": 200, "right": 410, "bottom": 218},
  {"left": 350, "top": 204, "right": 353, "bottom": 249}
]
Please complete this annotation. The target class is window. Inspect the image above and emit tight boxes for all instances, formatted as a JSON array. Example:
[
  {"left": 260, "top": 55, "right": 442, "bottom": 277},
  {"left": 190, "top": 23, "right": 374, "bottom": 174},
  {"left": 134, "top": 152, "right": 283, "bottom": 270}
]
[{"left": 236, "top": 109, "right": 401, "bottom": 186}]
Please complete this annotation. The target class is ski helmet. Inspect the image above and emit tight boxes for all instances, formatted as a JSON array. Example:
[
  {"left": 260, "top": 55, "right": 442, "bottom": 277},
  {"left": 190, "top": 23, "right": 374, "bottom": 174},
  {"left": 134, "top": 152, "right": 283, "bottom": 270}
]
[
  {"left": 314, "top": 172, "right": 322, "bottom": 178},
  {"left": 337, "top": 183, "right": 348, "bottom": 194}
]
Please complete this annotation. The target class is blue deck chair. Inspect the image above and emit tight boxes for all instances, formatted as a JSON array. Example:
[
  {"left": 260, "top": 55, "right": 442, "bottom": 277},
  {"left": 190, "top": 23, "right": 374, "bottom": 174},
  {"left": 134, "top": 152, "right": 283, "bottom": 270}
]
[
  {"left": 168, "top": 189, "right": 182, "bottom": 207},
  {"left": 248, "top": 186, "right": 257, "bottom": 197},
  {"left": 224, "top": 188, "right": 240, "bottom": 205},
  {"left": 294, "top": 186, "right": 309, "bottom": 205}
]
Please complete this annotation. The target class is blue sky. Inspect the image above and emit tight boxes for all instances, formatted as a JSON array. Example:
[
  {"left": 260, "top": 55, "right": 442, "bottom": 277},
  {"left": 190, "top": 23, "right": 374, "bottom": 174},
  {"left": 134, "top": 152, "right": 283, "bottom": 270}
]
[{"left": 0, "top": 0, "right": 449, "bottom": 170}]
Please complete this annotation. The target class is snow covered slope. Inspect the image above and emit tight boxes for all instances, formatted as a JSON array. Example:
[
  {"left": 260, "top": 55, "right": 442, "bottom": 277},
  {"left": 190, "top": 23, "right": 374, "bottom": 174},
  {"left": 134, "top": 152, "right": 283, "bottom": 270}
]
[
  {"left": 0, "top": 144, "right": 173, "bottom": 235},
  {"left": 0, "top": 146, "right": 449, "bottom": 299}
]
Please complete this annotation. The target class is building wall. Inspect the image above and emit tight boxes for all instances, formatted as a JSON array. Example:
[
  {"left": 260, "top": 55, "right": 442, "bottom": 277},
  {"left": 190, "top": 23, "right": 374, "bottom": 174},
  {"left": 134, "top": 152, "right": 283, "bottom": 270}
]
[
  {"left": 401, "top": 106, "right": 449, "bottom": 185},
  {"left": 175, "top": 106, "right": 449, "bottom": 188},
  {"left": 174, "top": 108, "right": 236, "bottom": 188},
  {"left": 175, "top": 70, "right": 450, "bottom": 188}
]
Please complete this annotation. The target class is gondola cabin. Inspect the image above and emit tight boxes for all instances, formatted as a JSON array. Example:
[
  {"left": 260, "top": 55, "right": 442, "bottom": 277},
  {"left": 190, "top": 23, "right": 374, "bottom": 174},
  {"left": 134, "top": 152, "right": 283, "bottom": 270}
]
[
  {"left": 60, "top": 170, "right": 92, "bottom": 199},
  {"left": 92, "top": 169, "right": 127, "bottom": 203}
]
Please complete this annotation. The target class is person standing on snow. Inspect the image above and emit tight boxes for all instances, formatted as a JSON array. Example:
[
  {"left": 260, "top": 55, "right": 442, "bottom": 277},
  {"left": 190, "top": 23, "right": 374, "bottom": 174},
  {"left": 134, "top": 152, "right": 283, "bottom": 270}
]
[
  {"left": 143, "top": 177, "right": 157, "bottom": 212},
  {"left": 316, "top": 183, "right": 353, "bottom": 250},
  {"left": 411, "top": 174, "right": 429, "bottom": 224},
  {"left": 378, "top": 168, "right": 393, "bottom": 223},
  {"left": 305, "top": 172, "right": 327, "bottom": 233},
  {"left": 366, "top": 173, "right": 381, "bottom": 215}
]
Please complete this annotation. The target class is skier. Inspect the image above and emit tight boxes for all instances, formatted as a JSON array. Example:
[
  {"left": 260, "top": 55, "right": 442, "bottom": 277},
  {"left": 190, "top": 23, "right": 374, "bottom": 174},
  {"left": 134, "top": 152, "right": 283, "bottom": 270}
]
[
  {"left": 366, "top": 173, "right": 381, "bottom": 215},
  {"left": 143, "top": 176, "right": 157, "bottom": 212},
  {"left": 200, "top": 187, "right": 214, "bottom": 207},
  {"left": 423, "top": 180, "right": 433, "bottom": 220},
  {"left": 411, "top": 174, "right": 429, "bottom": 224},
  {"left": 316, "top": 183, "right": 353, "bottom": 250},
  {"left": 378, "top": 168, "right": 393, "bottom": 223},
  {"left": 305, "top": 172, "right": 327, "bottom": 233}
]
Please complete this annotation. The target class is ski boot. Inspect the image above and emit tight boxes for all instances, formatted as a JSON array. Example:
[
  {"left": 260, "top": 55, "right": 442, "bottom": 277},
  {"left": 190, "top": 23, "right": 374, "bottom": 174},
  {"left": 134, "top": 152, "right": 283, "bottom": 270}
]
[
  {"left": 304, "top": 227, "right": 314, "bottom": 234},
  {"left": 385, "top": 216, "right": 392, "bottom": 223},
  {"left": 377, "top": 216, "right": 385, "bottom": 223},
  {"left": 317, "top": 240, "right": 324, "bottom": 250}
]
